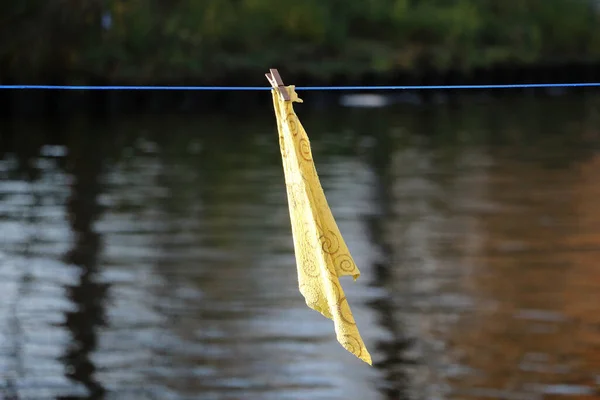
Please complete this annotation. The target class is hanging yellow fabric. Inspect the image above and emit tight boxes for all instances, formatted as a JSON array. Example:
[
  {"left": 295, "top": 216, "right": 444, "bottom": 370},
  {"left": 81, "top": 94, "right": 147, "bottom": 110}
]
[{"left": 270, "top": 85, "right": 372, "bottom": 365}]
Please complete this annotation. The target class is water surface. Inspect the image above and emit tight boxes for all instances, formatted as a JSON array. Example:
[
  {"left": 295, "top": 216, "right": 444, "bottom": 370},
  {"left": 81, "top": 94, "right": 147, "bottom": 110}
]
[{"left": 1, "top": 93, "right": 600, "bottom": 399}]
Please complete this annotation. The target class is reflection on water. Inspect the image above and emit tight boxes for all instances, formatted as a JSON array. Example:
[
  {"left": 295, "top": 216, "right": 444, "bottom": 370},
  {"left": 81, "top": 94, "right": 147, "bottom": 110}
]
[{"left": 1, "top": 93, "right": 600, "bottom": 399}]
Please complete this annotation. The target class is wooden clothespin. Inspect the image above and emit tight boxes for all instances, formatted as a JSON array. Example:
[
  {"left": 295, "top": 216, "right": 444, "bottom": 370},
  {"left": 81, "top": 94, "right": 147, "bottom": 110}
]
[{"left": 265, "top": 68, "right": 290, "bottom": 101}]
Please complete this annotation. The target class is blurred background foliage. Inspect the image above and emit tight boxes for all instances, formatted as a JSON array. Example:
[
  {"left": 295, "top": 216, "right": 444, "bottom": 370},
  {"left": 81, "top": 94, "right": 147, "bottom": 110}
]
[{"left": 1, "top": 0, "right": 599, "bottom": 82}]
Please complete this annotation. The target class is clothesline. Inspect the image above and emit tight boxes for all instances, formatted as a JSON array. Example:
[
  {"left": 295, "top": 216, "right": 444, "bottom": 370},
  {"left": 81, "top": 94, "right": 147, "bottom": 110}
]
[{"left": 0, "top": 82, "right": 599, "bottom": 91}]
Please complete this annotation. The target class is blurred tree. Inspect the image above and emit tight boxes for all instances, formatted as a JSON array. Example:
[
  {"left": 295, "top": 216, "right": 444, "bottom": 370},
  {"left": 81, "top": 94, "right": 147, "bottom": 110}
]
[{"left": 0, "top": 0, "right": 103, "bottom": 80}]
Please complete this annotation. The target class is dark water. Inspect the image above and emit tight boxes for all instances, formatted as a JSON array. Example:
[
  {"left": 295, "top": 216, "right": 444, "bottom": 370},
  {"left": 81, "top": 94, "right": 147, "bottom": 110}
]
[{"left": 1, "top": 93, "right": 600, "bottom": 400}]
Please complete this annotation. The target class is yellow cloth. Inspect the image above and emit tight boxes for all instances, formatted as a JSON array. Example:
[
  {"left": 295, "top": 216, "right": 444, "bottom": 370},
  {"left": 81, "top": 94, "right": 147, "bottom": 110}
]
[{"left": 270, "top": 86, "right": 372, "bottom": 365}]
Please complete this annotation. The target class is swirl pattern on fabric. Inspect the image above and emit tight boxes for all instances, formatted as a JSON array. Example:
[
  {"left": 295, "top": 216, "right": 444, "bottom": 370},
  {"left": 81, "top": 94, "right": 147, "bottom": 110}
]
[{"left": 270, "top": 85, "right": 372, "bottom": 365}]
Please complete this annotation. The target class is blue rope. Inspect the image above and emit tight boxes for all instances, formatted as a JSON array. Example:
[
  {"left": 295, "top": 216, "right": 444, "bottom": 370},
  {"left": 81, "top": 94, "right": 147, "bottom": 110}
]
[{"left": 0, "top": 82, "right": 599, "bottom": 91}]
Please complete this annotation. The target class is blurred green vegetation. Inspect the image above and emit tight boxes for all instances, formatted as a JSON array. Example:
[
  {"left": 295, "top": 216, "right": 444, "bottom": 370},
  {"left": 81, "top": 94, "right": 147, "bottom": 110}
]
[{"left": 1, "top": 0, "right": 599, "bottom": 82}]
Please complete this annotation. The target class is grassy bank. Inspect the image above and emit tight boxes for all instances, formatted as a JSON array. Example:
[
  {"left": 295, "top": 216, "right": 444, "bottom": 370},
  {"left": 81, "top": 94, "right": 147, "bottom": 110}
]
[{"left": 1, "top": 0, "right": 600, "bottom": 83}]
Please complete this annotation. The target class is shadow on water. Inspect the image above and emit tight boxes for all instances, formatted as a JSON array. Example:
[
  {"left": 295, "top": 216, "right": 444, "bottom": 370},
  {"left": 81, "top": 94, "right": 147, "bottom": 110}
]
[
  {"left": 58, "top": 120, "right": 109, "bottom": 399},
  {"left": 0, "top": 119, "right": 111, "bottom": 399},
  {"left": 358, "top": 112, "right": 413, "bottom": 400},
  {"left": 1, "top": 91, "right": 600, "bottom": 399}
]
